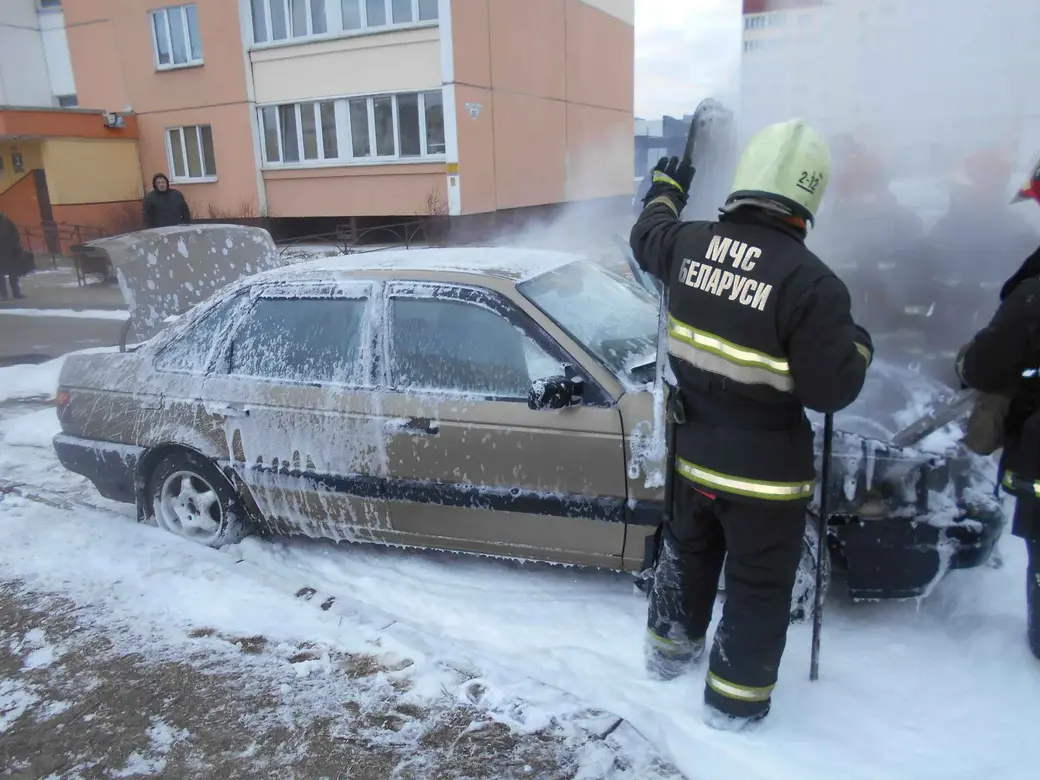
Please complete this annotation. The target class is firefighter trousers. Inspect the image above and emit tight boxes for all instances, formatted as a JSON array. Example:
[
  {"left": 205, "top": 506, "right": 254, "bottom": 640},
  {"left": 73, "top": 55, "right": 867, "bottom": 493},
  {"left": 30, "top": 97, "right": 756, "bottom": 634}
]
[
  {"left": 647, "top": 479, "right": 807, "bottom": 719},
  {"left": 1011, "top": 499, "right": 1040, "bottom": 659}
]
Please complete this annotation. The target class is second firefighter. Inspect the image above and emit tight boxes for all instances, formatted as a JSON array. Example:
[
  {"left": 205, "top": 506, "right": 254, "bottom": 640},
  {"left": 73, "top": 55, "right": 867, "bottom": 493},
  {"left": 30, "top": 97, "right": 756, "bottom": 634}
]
[{"left": 630, "top": 119, "right": 873, "bottom": 729}]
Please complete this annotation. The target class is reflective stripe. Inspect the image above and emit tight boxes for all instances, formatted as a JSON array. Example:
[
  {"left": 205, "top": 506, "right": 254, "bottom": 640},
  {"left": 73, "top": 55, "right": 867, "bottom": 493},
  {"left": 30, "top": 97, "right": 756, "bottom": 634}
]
[
  {"left": 652, "top": 171, "right": 683, "bottom": 191},
  {"left": 646, "top": 629, "right": 705, "bottom": 655},
  {"left": 646, "top": 195, "right": 679, "bottom": 216},
  {"left": 667, "top": 316, "right": 795, "bottom": 393},
  {"left": 1003, "top": 470, "right": 1040, "bottom": 497},
  {"left": 707, "top": 672, "right": 774, "bottom": 702},
  {"left": 855, "top": 342, "right": 872, "bottom": 364},
  {"left": 676, "top": 456, "right": 814, "bottom": 501}
]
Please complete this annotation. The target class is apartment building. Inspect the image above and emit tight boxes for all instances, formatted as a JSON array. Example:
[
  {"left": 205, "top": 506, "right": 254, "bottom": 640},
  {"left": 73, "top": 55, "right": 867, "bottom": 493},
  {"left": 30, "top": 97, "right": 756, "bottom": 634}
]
[
  {"left": 65, "top": 0, "right": 634, "bottom": 227},
  {"left": 0, "top": 0, "right": 77, "bottom": 108},
  {"left": 1, "top": 2, "right": 143, "bottom": 247}
]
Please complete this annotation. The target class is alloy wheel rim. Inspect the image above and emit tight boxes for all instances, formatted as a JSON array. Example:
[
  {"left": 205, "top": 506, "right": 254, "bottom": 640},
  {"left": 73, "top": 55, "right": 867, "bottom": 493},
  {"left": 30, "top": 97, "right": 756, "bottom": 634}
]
[{"left": 157, "top": 470, "right": 223, "bottom": 543}]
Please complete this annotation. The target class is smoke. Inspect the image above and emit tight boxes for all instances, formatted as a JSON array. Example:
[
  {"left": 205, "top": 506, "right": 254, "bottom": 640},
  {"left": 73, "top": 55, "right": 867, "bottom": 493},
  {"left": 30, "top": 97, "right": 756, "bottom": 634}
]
[
  {"left": 485, "top": 0, "right": 1040, "bottom": 379},
  {"left": 741, "top": 0, "right": 1040, "bottom": 371}
]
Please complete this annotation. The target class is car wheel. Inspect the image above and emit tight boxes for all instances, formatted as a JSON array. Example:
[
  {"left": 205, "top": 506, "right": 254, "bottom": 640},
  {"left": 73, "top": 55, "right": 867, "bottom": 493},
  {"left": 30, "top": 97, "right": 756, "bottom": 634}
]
[
  {"left": 147, "top": 450, "right": 246, "bottom": 548},
  {"left": 789, "top": 514, "right": 832, "bottom": 624}
]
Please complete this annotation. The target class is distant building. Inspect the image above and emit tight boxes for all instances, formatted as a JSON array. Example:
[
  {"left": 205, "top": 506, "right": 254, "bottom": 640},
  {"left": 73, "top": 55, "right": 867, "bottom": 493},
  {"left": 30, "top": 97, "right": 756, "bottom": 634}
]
[
  {"left": 634, "top": 115, "right": 689, "bottom": 182},
  {"left": 1, "top": 2, "right": 142, "bottom": 252},
  {"left": 0, "top": 0, "right": 77, "bottom": 108}
]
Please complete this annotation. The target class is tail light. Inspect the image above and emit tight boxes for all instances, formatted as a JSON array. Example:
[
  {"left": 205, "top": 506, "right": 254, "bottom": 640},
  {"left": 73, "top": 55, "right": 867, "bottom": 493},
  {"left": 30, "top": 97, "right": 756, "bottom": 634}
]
[{"left": 56, "top": 388, "right": 71, "bottom": 422}]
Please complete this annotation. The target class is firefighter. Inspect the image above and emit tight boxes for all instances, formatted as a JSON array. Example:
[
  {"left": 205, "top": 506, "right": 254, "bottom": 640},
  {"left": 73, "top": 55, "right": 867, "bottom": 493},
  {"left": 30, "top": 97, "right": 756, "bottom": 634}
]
[
  {"left": 630, "top": 119, "right": 873, "bottom": 729},
  {"left": 956, "top": 157, "right": 1040, "bottom": 661}
]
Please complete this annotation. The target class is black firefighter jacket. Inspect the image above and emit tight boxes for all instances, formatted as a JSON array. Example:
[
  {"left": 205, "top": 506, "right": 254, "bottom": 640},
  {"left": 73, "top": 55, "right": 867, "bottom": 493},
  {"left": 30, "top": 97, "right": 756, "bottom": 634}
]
[
  {"left": 630, "top": 202, "right": 872, "bottom": 505},
  {"left": 958, "top": 245, "right": 1040, "bottom": 506}
]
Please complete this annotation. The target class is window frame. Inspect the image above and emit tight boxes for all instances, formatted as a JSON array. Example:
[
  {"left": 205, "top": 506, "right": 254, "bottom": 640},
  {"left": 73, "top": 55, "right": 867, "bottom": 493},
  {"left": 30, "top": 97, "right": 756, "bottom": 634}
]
[
  {"left": 249, "top": 0, "right": 437, "bottom": 48},
  {"left": 165, "top": 124, "right": 218, "bottom": 183},
  {"left": 152, "top": 290, "right": 252, "bottom": 377},
  {"left": 258, "top": 90, "right": 445, "bottom": 169},
  {"left": 149, "top": 4, "right": 204, "bottom": 71},
  {"left": 381, "top": 281, "right": 612, "bottom": 407},
  {"left": 216, "top": 281, "right": 378, "bottom": 389}
]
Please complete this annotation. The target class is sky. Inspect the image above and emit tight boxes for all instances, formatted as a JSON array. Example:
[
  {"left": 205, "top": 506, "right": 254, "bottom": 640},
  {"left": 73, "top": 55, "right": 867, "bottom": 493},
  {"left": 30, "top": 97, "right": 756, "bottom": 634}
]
[{"left": 634, "top": 0, "right": 741, "bottom": 120}]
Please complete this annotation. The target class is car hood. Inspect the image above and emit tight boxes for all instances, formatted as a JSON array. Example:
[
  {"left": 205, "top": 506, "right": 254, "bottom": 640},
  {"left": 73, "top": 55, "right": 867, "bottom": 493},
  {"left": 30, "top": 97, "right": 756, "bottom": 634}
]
[
  {"left": 827, "top": 360, "right": 959, "bottom": 445},
  {"left": 85, "top": 224, "right": 287, "bottom": 343}
]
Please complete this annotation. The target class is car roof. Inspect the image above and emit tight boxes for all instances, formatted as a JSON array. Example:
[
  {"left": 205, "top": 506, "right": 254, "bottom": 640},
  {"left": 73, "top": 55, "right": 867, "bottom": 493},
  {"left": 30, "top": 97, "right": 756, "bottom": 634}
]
[{"left": 253, "top": 246, "right": 583, "bottom": 286}]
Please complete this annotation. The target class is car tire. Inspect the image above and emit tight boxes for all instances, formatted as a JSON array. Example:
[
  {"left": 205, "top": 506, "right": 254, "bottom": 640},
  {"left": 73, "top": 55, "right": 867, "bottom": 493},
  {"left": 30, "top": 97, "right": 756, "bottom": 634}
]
[
  {"left": 789, "top": 514, "right": 832, "bottom": 624},
  {"left": 146, "top": 450, "right": 247, "bottom": 548}
]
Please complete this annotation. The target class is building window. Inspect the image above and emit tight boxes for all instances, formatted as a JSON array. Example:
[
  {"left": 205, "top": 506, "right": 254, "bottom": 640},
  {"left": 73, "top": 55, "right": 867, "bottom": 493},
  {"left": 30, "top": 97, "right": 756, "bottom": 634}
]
[
  {"left": 251, "top": 0, "right": 436, "bottom": 45},
  {"left": 260, "top": 101, "right": 339, "bottom": 163},
  {"left": 259, "top": 90, "right": 445, "bottom": 166},
  {"left": 38, "top": 0, "right": 62, "bottom": 9},
  {"left": 150, "top": 5, "right": 203, "bottom": 70},
  {"left": 166, "top": 125, "right": 217, "bottom": 181},
  {"left": 56, "top": 94, "right": 78, "bottom": 108}
]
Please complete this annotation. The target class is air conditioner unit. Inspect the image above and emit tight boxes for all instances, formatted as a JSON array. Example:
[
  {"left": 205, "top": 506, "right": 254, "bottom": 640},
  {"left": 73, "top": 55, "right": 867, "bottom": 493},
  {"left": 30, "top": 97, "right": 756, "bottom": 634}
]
[{"left": 103, "top": 112, "right": 125, "bottom": 128}]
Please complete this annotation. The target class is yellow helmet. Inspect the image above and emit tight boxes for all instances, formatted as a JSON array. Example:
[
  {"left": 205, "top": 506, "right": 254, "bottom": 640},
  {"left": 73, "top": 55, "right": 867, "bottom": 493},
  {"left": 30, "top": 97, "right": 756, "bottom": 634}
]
[{"left": 726, "top": 119, "right": 832, "bottom": 224}]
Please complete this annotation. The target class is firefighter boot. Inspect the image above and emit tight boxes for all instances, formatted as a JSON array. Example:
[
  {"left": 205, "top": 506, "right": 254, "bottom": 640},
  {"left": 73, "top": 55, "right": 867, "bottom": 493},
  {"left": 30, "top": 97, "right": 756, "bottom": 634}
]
[
  {"left": 703, "top": 702, "right": 770, "bottom": 732},
  {"left": 645, "top": 628, "right": 705, "bottom": 681}
]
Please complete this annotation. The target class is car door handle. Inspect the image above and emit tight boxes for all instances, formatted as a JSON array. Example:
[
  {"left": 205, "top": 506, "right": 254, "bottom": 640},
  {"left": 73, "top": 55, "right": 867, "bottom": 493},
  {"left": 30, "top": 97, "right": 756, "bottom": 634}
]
[
  {"left": 208, "top": 402, "right": 250, "bottom": 418},
  {"left": 400, "top": 417, "right": 439, "bottom": 435},
  {"left": 140, "top": 394, "right": 165, "bottom": 411}
]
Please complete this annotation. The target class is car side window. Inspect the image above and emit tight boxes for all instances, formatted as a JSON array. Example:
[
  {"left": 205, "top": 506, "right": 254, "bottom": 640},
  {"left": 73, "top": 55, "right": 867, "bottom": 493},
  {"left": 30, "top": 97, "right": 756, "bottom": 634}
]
[
  {"left": 229, "top": 297, "right": 369, "bottom": 385},
  {"left": 154, "top": 292, "right": 249, "bottom": 374},
  {"left": 390, "top": 296, "right": 564, "bottom": 399}
]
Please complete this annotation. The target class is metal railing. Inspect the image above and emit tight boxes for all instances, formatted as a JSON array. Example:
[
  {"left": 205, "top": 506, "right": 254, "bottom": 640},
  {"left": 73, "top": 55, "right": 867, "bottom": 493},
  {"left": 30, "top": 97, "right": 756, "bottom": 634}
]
[
  {"left": 20, "top": 221, "right": 110, "bottom": 273},
  {"left": 277, "top": 219, "right": 432, "bottom": 258}
]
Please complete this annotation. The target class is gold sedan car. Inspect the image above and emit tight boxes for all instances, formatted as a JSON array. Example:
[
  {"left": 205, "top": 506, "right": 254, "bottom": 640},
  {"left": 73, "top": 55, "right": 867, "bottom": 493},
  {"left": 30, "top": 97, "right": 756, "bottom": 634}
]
[
  {"left": 53, "top": 237, "right": 1004, "bottom": 608},
  {"left": 53, "top": 248, "right": 665, "bottom": 573}
]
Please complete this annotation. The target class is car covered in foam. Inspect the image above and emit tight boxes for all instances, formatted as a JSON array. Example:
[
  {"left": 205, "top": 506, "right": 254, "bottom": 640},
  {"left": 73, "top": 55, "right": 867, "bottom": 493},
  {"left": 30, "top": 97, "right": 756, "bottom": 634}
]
[{"left": 52, "top": 228, "right": 1004, "bottom": 615}]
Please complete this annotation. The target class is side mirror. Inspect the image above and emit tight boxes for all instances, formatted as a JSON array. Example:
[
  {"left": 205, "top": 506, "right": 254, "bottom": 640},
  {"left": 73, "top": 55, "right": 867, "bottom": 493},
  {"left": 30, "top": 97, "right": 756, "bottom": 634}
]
[{"left": 528, "top": 375, "right": 584, "bottom": 411}]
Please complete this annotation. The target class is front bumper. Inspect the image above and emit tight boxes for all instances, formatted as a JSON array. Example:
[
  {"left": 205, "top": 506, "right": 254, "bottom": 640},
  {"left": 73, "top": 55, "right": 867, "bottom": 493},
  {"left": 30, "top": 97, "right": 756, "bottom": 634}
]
[
  {"left": 53, "top": 433, "right": 144, "bottom": 504},
  {"left": 829, "top": 506, "right": 1005, "bottom": 600},
  {"left": 814, "top": 428, "right": 1006, "bottom": 599}
]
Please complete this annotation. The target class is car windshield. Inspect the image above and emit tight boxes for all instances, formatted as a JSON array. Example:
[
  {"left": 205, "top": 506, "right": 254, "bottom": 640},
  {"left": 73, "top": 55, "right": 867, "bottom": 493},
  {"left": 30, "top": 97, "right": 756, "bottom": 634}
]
[{"left": 518, "top": 260, "right": 658, "bottom": 384}]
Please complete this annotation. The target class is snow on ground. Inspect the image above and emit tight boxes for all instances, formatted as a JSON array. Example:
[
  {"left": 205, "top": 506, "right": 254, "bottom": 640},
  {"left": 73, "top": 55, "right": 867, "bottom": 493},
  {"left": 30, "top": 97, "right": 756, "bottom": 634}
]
[
  {"left": 0, "top": 349, "right": 115, "bottom": 405},
  {"left": 0, "top": 309, "right": 129, "bottom": 320},
  {"left": 1, "top": 358, "right": 1038, "bottom": 778}
]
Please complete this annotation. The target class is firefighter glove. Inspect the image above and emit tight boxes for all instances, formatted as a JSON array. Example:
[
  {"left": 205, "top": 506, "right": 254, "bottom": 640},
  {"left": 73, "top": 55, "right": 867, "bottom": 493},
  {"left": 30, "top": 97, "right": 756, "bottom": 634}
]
[{"left": 641, "top": 156, "right": 695, "bottom": 213}]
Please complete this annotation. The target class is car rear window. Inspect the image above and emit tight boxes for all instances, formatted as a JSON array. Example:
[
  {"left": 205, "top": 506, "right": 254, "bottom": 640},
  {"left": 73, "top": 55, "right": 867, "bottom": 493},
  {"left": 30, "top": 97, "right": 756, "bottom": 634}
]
[
  {"left": 154, "top": 292, "right": 250, "bottom": 374},
  {"left": 229, "top": 297, "right": 369, "bottom": 385}
]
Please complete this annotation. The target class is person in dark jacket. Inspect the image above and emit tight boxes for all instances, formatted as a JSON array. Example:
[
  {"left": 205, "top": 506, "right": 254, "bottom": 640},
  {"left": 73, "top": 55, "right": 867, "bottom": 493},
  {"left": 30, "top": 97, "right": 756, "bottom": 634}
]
[
  {"left": 0, "top": 210, "right": 26, "bottom": 300},
  {"left": 956, "top": 157, "right": 1040, "bottom": 661},
  {"left": 631, "top": 119, "right": 873, "bottom": 730},
  {"left": 142, "top": 173, "right": 191, "bottom": 229}
]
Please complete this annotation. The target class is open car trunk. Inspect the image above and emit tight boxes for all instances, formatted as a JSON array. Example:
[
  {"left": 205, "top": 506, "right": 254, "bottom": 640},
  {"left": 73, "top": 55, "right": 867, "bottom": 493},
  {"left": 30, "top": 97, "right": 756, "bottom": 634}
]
[{"left": 84, "top": 225, "right": 287, "bottom": 345}]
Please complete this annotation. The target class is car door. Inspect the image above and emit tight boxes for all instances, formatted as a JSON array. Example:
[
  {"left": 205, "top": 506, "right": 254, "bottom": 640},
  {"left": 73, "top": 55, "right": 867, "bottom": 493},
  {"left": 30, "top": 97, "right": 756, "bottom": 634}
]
[
  {"left": 377, "top": 281, "right": 628, "bottom": 567},
  {"left": 202, "top": 280, "right": 393, "bottom": 540},
  {"left": 77, "top": 290, "right": 252, "bottom": 454}
]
